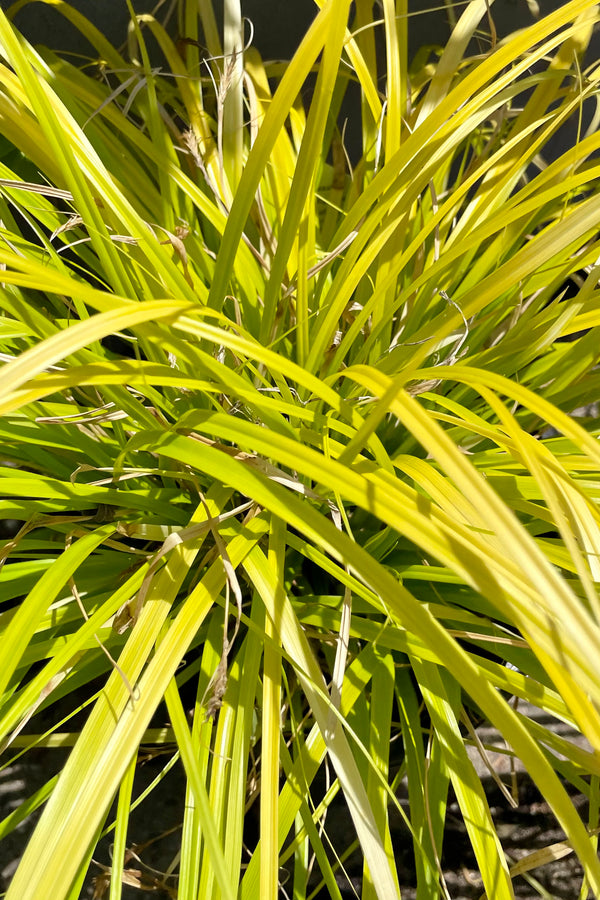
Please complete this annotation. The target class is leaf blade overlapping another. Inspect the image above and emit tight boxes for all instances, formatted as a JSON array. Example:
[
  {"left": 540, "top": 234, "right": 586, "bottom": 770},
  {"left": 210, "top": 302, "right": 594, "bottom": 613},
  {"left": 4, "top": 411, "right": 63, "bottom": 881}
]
[{"left": 1, "top": 1, "right": 600, "bottom": 898}]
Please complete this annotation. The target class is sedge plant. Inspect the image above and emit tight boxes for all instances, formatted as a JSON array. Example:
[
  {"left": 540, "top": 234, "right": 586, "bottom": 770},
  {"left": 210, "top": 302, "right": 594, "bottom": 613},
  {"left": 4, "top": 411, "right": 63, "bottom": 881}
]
[{"left": 1, "top": 0, "right": 600, "bottom": 898}]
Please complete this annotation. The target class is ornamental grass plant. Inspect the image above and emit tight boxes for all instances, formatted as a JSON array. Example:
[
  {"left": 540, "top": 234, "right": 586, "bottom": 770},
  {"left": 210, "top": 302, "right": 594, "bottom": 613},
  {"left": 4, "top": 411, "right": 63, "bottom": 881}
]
[{"left": 1, "top": 0, "right": 600, "bottom": 897}]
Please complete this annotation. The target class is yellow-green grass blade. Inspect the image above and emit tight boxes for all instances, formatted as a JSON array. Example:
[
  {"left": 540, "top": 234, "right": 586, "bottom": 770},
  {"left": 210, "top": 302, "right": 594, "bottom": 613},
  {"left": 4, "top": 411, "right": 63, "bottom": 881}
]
[
  {"left": 151, "top": 414, "right": 479, "bottom": 579},
  {"left": 0, "top": 74, "right": 62, "bottom": 188},
  {"left": 0, "top": 298, "right": 191, "bottom": 412},
  {"left": 479, "top": 387, "right": 600, "bottom": 613},
  {"left": 300, "top": 604, "right": 593, "bottom": 739},
  {"left": 177, "top": 0, "right": 213, "bottom": 102},
  {"left": 32, "top": 56, "right": 230, "bottom": 257},
  {"left": 5, "top": 511, "right": 269, "bottom": 900},
  {"left": 364, "top": 175, "right": 600, "bottom": 378},
  {"left": 1, "top": 298, "right": 353, "bottom": 436},
  {"left": 402, "top": 364, "right": 600, "bottom": 470},
  {"left": 323, "top": 0, "right": 597, "bottom": 266},
  {"left": 222, "top": 0, "right": 244, "bottom": 192},
  {"left": 396, "top": 667, "right": 447, "bottom": 900},
  {"left": 259, "top": 0, "right": 352, "bottom": 344},
  {"left": 163, "top": 675, "right": 238, "bottom": 900},
  {"left": 206, "top": 0, "right": 333, "bottom": 310},
  {"left": 241, "top": 637, "right": 404, "bottom": 899},
  {"left": 109, "top": 749, "right": 137, "bottom": 900},
  {"left": 125, "top": 8, "right": 180, "bottom": 234},
  {"left": 155, "top": 410, "right": 585, "bottom": 640},
  {"left": 139, "top": 430, "right": 600, "bottom": 894},
  {"left": 341, "top": 366, "right": 600, "bottom": 709},
  {"left": 412, "top": 657, "right": 514, "bottom": 900},
  {"left": 361, "top": 650, "right": 399, "bottom": 900},
  {"left": 243, "top": 543, "right": 401, "bottom": 900},
  {"left": 326, "top": 0, "right": 382, "bottom": 129},
  {"left": 294, "top": 196, "right": 315, "bottom": 367},
  {"left": 260, "top": 517, "right": 285, "bottom": 900},
  {"left": 0, "top": 468, "right": 187, "bottom": 521},
  {"left": 303, "top": 119, "right": 593, "bottom": 373},
  {"left": 581, "top": 777, "right": 600, "bottom": 900},
  {"left": 196, "top": 611, "right": 263, "bottom": 900},
  {"left": 177, "top": 612, "right": 223, "bottom": 900},
  {"left": 167, "top": 311, "right": 390, "bottom": 467},
  {"left": 0, "top": 248, "right": 132, "bottom": 320},
  {"left": 416, "top": 0, "right": 494, "bottom": 126},
  {"left": 289, "top": 781, "right": 346, "bottom": 900},
  {"left": 0, "top": 8, "right": 136, "bottom": 296},
  {"left": 0, "top": 18, "right": 202, "bottom": 303},
  {"left": 196, "top": 0, "right": 221, "bottom": 58},
  {"left": 3, "top": 488, "right": 206, "bottom": 853},
  {"left": 3, "top": 362, "right": 217, "bottom": 411},
  {"left": 415, "top": 216, "right": 596, "bottom": 350},
  {"left": 0, "top": 565, "right": 147, "bottom": 743},
  {"left": 244, "top": 47, "right": 297, "bottom": 233},
  {"left": 223, "top": 617, "right": 264, "bottom": 894},
  {"left": 283, "top": 760, "right": 343, "bottom": 898},
  {"left": 462, "top": 2, "right": 598, "bottom": 223},
  {"left": 328, "top": 37, "right": 596, "bottom": 296},
  {"left": 0, "top": 524, "right": 114, "bottom": 705},
  {"left": 382, "top": 0, "right": 405, "bottom": 161}
]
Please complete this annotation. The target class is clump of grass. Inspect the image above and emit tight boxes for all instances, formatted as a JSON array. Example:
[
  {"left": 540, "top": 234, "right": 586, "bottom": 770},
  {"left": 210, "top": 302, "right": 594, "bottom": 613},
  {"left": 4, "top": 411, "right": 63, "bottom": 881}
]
[{"left": 1, "top": 1, "right": 600, "bottom": 898}]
